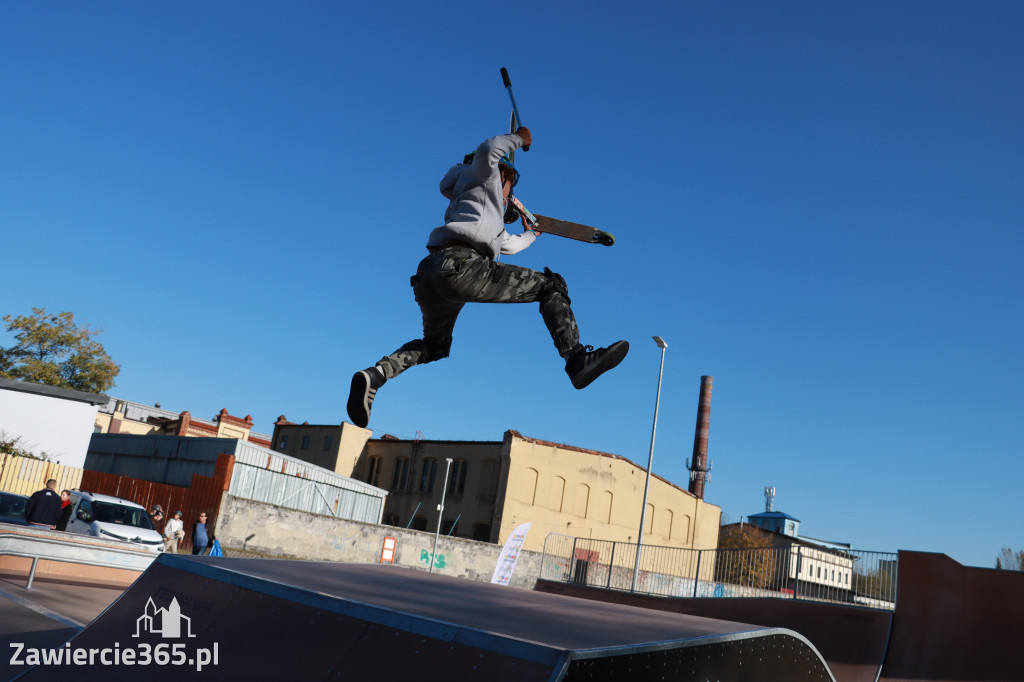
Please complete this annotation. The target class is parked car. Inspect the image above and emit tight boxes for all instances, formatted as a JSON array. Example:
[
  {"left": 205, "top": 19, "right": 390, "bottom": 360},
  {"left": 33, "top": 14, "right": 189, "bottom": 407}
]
[
  {"left": 0, "top": 491, "right": 29, "bottom": 526},
  {"left": 64, "top": 491, "right": 164, "bottom": 552}
]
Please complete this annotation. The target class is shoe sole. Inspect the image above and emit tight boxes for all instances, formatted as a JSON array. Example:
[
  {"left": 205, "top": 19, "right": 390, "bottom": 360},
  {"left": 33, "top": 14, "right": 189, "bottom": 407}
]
[
  {"left": 571, "top": 340, "right": 630, "bottom": 390},
  {"left": 347, "top": 371, "right": 372, "bottom": 428}
]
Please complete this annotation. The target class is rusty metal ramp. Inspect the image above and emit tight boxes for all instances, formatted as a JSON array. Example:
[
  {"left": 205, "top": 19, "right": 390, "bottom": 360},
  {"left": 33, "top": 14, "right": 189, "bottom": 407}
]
[{"left": 14, "top": 555, "right": 836, "bottom": 681}]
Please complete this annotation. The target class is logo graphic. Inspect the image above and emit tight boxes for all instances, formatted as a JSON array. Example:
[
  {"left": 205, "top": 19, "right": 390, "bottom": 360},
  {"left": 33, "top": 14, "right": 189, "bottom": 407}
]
[
  {"left": 10, "top": 595, "right": 218, "bottom": 671},
  {"left": 134, "top": 597, "right": 196, "bottom": 638}
]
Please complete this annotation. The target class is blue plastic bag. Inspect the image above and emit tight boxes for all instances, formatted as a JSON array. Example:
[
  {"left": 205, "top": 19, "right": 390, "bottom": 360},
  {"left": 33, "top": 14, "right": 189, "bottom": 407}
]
[{"left": 208, "top": 539, "right": 223, "bottom": 557}]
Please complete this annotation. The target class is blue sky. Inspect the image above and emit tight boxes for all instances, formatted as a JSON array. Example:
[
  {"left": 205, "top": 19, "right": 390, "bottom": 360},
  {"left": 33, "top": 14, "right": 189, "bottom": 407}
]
[{"left": 2, "top": 2, "right": 1021, "bottom": 568}]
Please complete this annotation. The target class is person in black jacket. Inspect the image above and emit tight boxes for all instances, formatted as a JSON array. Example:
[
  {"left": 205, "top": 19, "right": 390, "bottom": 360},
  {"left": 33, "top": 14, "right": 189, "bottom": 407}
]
[
  {"left": 25, "top": 479, "right": 61, "bottom": 528},
  {"left": 55, "top": 489, "right": 74, "bottom": 531}
]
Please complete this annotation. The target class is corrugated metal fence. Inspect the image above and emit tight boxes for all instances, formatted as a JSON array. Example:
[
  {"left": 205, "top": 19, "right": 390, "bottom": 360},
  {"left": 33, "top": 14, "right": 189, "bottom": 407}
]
[
  {"left": 80, "top": 454, "right": 233, "bottom": 553},
  {"left": 228, "top": 442, "right": 385, "bottom": 524}
]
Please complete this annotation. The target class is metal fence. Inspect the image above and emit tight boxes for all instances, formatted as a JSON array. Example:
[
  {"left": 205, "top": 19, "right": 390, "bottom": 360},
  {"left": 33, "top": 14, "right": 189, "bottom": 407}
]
[{"left": 541, "top": 533, "right": 897, "bottom": 610}]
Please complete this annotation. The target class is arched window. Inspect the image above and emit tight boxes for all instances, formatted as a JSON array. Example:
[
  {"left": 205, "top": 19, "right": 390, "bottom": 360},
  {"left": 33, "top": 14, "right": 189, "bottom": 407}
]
[
  {"left": 366, "top": 456, "right": 383, "bottom": 486},
  {"left": 519, "top": 468, "right": 539, "bottom": 505},
  {"left": 575, "top": 483, "right": 590, "bottom": 518},
  {"left": 391, "top": 457, "right": 410, "bottom": 490},
  {"left": 420, "top": 458, "right": 438, "bottom": 493},
  {"left": 447, "top": 459, "right": 468, "bottom": 495},
  {"left": 481, "top": 459, "right": 500, "bottom": 497},
  {"left": 549, "top": 476, "right": 565, "bottom": 512},
  {"left": 597, "top": 490, "right": 613, "bottom": 524}
]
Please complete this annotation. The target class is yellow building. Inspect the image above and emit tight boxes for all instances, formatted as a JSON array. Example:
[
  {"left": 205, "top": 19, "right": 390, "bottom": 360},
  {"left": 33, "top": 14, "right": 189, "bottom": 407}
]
[{"left": 271, "top": 420, "right": 721, "bottom": 554}]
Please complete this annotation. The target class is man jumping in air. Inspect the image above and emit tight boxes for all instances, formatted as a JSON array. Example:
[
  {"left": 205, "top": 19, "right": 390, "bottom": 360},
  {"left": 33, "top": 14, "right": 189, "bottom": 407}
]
[{"left": 347, "top": 127, "right": 628, "bottom": 428}]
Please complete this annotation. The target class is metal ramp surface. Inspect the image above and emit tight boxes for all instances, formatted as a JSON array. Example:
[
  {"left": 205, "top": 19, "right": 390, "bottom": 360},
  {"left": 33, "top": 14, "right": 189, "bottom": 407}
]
[{"left": 15, "top": 555, "right": 836, "bottom": 681}]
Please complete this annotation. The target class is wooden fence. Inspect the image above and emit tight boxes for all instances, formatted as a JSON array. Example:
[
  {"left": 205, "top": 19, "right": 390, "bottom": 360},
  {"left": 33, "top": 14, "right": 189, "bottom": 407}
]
[{"left": 0, "top": 454, "right": 83, "bottom": 496}]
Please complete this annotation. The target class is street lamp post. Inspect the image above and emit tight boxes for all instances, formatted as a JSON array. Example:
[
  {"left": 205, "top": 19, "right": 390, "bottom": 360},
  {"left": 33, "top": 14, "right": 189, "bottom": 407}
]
[
  {"left": 429, "top": 457, "right": 454, "bottom": 573},
  {"left": 632, "top": 335, "right": 668, "bottom": 593}
]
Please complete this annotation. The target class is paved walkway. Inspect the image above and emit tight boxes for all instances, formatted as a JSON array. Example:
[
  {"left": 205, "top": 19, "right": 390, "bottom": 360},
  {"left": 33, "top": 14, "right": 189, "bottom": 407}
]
[{"left": 0, "top": 573, "right": 124, "bottom": 682}]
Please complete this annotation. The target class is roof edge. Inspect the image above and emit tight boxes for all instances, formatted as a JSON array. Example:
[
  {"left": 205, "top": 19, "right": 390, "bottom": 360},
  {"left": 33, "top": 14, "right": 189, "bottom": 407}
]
[{"left": 0, "top": 377, "right": 109, "bottom": 406}]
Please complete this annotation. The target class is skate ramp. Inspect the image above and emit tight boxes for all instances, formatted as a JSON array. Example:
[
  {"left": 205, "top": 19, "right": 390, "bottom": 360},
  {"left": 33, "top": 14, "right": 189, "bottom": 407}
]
[
  {"left": 538, "top": 550, "right": 1024, "bottom": 682},
  {"left": 878, "top": 551, "right": 1023, "bottom": 682},
  {"left": 535, "top": 580, "right": 891, "bottom": 682},
  {"left": 15, "top": 555, "right": 836, "bottom": 681}
]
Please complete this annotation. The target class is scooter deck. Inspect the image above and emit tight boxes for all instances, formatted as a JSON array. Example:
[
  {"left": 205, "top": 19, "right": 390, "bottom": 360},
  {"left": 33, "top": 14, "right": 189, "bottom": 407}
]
[{"left": 533, "top": 214, "right": 615, "bottom": 246}]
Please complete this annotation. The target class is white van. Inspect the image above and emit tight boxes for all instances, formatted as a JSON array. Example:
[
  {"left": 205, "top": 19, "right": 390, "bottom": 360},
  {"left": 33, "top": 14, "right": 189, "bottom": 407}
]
[{"left": 65, "top": 491, "right": 164, "bottom": 553}]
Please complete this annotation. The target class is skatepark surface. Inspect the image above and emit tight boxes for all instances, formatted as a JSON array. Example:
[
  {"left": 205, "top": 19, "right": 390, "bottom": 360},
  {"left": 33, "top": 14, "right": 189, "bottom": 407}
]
[
  {"left": 4, "top": 554, "right": 834, "bottom": 681},
  {"left": 2, "top": 549, "right": 1021, "bottom": 681}
]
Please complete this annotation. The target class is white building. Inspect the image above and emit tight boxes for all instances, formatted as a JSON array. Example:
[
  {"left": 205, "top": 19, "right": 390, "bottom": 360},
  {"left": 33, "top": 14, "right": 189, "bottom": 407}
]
[{"left": 0, "top": 377, "right": 109, "bottom": 467}]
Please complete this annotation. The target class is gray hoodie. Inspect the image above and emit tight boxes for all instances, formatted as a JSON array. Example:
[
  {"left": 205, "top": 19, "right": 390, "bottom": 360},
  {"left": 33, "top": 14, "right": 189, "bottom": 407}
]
[{"left": 426, "top": 133, "right": 536, "bottom": 261}]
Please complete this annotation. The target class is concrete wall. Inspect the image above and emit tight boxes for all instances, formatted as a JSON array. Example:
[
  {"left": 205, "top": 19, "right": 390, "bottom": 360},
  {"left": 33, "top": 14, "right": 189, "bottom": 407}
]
[{"left": 216, "top": 493, "right": 544, "bottom": 589}]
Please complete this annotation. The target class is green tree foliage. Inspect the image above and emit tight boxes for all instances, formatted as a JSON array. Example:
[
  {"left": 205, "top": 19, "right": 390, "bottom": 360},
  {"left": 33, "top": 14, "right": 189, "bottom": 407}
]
[
  {"left": 716, "top": 524, "right": 778, "bottom": 589},
  {"left": 0, "top": 308, "right": 120, "bottom": 394}
]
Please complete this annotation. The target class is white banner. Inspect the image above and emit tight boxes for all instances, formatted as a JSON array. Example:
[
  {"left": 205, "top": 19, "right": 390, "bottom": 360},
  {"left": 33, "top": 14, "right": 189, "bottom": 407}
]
[{"left": 490, "top": 523, "right": 531, "bottom": 586}]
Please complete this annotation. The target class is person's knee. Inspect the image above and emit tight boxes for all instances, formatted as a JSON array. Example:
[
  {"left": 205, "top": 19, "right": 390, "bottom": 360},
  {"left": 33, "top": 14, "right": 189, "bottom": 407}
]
[
  {"left": 425, "top": 339, "right": 453, "bottom": 361},
  {"left": 541, "top": 267, "right": 572, "bottom": 305}
]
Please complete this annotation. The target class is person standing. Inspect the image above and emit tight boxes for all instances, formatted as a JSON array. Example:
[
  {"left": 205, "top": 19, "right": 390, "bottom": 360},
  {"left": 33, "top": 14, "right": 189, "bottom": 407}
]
[
  {"left": 192, "top": 512, "right": 211, "bottom": 555},
  {"left": 55, "top": 490, "right": 73, "bottom": 531},
  {"left": 149, "top": 504, "right": 165, "bottom": 529},
  {"left": 163, "top": 510, "right": 184, "bottom": 553},
  {"left": 25, "top": 479, "right": 61, "bottom": 528}
]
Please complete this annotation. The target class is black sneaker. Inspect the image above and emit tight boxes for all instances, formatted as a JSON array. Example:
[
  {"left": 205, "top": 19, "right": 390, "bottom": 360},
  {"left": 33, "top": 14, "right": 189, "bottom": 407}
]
[
  {"left": 347, "top": 367, "right": 385, "bottom": 428},
  {"left": 565, "top": 340, "right": 629, "bottom": 389}
]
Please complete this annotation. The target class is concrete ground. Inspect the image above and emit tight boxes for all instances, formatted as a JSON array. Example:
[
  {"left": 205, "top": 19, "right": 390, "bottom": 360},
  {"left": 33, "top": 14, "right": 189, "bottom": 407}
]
[{"left": 0, "top": 572, "right": 124, "bottom": 682}]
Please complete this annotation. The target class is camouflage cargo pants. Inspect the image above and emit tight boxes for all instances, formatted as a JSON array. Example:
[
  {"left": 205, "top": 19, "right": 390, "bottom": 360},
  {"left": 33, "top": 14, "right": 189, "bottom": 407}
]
[{"left": 377, "top": 247, "right": 579, "bottom": 379}]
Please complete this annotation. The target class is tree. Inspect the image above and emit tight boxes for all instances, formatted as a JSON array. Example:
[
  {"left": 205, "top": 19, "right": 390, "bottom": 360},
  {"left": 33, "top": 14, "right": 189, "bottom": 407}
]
[
  {"left": 716, "top": 524, "right": 779, "bottom": 589},
  {"left": 852, "top": 559, "right": 897, "bottom": 601},
  {"left": 0, "top": 308, "right": 120, "bottom": 393},
  {"left": 0, "top": 431, "right": 50, "bottom": 461},
  {"left": 995, "top": 548, "right": 1024, "bottom": 571}
]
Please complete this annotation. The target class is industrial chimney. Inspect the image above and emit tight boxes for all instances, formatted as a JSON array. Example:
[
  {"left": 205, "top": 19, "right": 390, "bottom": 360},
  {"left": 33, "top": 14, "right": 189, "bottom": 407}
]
[{"left": 687, "top": 376, "right": 713, "bottom": 499}]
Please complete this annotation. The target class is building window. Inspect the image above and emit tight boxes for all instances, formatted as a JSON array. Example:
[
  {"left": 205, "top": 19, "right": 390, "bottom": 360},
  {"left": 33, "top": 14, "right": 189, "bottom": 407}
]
[
  {"left": 392, "top": 457, "right": 410, "bottom": 490},
  {"left": 301, "top": 436, "right": 310, "bottom": 450},
  {"left": 482, "top": 459, "right": 500, "bottom": 497},
  {"left": 420, "top": 458, "right": 438, "bottom": 493},
  {"left": 472, "top": 524, "right": 491, "bottom": 541},
  {"left": 447, "top": 460, "right": 468, "bottom": 495},
  {"left": 411, "top": 516, "right": 428, "bottom": 531},
  {"left": 575, "top": 483, "right": 590, "bottom": 518},
  {"left": 278, "top": 435, "right": 289, "bottom": 449},
  {"left": 442, "top": 518, "right": 458, "bottom": 536},
  {"left": 549, "top": 476, "right": 565, "bottom": 512},
  {"left": 323, "top": 435, "right": 334, "bottom": 451},
  {"left": 367, "top": 456, "right": 383, "bottom": 486},
  {"left": 520, "top": 468, "right": 539, "bottom": 505}
]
